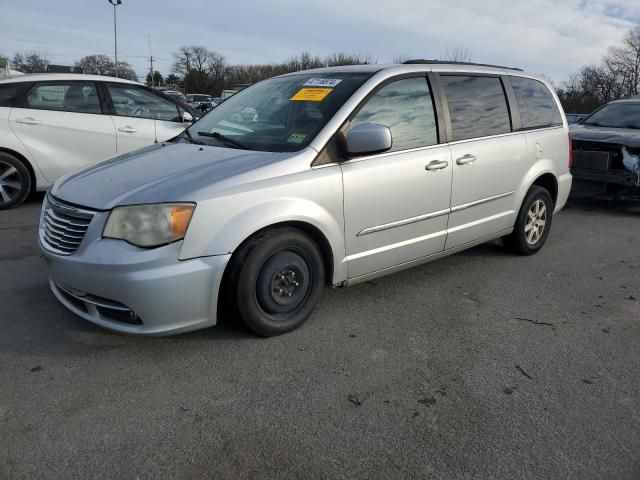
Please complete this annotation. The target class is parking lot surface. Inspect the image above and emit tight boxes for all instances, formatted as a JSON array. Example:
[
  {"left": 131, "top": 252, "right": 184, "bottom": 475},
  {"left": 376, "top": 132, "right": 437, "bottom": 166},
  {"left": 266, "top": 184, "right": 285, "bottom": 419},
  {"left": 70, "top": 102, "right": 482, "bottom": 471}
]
[{"left": 1, "top": 193, "right": 639, "bottom": 479}]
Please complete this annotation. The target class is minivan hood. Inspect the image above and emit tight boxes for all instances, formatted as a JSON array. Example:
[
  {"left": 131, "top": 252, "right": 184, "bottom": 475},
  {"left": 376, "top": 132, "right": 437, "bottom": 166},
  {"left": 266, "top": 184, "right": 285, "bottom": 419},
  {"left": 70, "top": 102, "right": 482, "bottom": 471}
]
[
  {"left": 570, "top": 124, "right": 640, "bottom": 148},
  {"left": 52, "top": 142, "right": 292, "bottom": 210}
]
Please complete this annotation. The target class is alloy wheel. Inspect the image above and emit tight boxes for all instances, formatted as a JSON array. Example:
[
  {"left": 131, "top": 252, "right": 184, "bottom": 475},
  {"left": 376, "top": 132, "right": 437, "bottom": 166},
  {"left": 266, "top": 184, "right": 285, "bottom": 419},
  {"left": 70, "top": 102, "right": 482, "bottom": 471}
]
[
  {"left": 525, "top": 199, "right": 547, "bottom": 246},
  {"left": 0, "top": 161, "right": 23, "bottom": 205}
]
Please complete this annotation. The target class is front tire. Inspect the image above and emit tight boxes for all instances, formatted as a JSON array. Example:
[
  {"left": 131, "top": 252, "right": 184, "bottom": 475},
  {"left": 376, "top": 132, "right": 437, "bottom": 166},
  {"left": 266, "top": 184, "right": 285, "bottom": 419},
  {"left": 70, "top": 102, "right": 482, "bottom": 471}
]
[
  {"left": 229, "top": 227, "right": 325, "bottom": 336},
  {"left": 503, "top": 185, "right": 554, "bottom": 255},
  {"left": 0, "top": 152, "right": 31, "bottom": 210}
]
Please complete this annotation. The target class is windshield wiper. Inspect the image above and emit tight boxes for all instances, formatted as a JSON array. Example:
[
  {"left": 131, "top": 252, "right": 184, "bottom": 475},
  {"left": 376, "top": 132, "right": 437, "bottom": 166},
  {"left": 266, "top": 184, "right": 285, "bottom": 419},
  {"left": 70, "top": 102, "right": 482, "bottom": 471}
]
[
  {"left": 197, "top": 131, "right": 252, "bottom": 150},
  {"left": 182, "top": 128, "right": 205, "bottom": 145}
]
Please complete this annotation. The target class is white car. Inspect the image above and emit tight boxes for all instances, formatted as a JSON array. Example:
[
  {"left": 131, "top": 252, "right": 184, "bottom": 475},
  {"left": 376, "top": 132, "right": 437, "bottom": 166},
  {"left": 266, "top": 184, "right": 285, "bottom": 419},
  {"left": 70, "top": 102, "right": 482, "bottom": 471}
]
[{"left": 0, "top": 74, "right": 197, "bottom": 209}]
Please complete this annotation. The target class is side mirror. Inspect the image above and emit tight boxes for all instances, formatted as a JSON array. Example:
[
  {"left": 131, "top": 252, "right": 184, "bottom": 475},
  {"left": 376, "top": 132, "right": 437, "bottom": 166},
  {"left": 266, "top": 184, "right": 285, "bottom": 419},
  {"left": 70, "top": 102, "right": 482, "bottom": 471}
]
[
  {"left": 345, "top": 123, "right": 392, "bottom": 156},
  {"left": 182, "top": 111, "right": 194, "bottom": 124}
]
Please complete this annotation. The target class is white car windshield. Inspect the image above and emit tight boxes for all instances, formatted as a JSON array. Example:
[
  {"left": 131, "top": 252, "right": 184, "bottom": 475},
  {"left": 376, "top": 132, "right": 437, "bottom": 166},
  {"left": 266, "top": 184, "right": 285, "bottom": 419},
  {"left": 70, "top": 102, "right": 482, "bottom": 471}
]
[{"left": 188, "top": 72, "right": 373, "bottom": 152}]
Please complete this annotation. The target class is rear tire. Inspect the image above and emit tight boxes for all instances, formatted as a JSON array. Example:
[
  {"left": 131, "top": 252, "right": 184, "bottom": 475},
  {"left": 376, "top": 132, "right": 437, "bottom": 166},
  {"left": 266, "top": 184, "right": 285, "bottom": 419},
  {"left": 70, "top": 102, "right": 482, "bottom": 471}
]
[
  {"left": 503, "top": 186, "right": 553, "bottom": 255},
  {"left": 227, "top": 227, "right": 325, "bottom": 336},
  {"left": 0, "top": 152, "right": 31, "bottom": 210}
]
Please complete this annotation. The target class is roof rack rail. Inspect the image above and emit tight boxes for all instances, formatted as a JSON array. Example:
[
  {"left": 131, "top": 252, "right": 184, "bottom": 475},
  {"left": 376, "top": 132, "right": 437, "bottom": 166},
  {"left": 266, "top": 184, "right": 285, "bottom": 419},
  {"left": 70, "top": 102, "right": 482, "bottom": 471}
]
[{"left": 402, "top": 59, "right": 523, "bottom": 72}]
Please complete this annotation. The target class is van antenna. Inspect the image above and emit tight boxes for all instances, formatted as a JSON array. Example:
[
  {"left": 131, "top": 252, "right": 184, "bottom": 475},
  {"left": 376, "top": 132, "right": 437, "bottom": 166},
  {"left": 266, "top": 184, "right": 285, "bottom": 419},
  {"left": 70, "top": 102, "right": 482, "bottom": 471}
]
[{"left": 149, "top": 34, "right": 158, "bottom": 144}]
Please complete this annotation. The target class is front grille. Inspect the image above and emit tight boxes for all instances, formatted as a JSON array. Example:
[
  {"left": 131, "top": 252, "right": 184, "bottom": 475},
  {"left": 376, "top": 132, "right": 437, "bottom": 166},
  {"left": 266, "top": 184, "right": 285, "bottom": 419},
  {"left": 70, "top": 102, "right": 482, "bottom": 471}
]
[{"left": 40, "top": 195, "right": 96, "bottom": 255}]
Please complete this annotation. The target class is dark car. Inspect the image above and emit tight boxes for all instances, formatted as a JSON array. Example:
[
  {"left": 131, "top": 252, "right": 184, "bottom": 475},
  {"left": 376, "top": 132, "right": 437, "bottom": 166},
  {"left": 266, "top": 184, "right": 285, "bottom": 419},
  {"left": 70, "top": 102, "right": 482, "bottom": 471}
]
[
  {"left": 185, "top": 94, "right": 214, "bottom": 113},
  {"left": 565, "top": 113, "right": 589, "bottom": 124},
  {"left": 570, "top": 99, "right": 640, "bottom": 200}
]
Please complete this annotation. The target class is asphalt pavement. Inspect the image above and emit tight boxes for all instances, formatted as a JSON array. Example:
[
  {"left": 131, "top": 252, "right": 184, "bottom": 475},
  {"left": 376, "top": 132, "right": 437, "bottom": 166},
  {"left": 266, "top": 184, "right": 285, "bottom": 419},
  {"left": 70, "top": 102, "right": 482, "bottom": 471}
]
[{"left": 1, "top": 192, "right": 639, "bottom": 479}]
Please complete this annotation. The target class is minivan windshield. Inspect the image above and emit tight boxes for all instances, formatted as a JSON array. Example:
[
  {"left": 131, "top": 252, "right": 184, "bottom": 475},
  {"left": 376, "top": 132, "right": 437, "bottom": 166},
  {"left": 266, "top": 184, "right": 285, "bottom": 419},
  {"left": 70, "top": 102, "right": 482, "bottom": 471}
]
[
  {"left": 188, "top": 72, "right": 373, "bottom": 152},
  {"left": 582, "top": 102, "right": 640, "bottom": 129}
]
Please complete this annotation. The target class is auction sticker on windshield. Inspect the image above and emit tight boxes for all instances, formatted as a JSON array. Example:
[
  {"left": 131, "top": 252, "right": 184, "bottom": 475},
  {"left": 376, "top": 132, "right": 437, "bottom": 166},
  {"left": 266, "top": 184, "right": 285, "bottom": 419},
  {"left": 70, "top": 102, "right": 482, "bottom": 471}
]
[
  {"left": 290, "top": 88, "right": 333, "bottom": 101},
  {"left": 303, "top": 78, "right": 343, "bottom": 88}
]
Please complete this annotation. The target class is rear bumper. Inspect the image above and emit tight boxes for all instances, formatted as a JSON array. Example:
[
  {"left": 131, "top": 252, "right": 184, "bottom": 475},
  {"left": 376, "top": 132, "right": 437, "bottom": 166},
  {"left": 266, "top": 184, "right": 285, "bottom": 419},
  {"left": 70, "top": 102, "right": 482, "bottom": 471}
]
[
  {"left": 555, "top": 172, "right": 572, "bottom": 213},
  {"left": 43, "top": 239, "right": 231, "bottom": 336}
]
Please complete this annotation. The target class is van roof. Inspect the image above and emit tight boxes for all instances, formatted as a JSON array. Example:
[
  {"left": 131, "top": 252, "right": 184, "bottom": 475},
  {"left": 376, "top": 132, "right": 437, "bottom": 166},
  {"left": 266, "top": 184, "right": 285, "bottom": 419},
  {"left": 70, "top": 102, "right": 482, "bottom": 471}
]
[{"left": 279, "top": 62, "right": 542, "bottom": 81}]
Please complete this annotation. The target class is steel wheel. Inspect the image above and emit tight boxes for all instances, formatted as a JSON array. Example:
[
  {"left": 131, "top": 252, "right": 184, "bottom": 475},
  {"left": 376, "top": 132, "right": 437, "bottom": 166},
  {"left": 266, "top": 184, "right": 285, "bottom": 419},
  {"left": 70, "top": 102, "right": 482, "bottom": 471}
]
[
  {"left": 525, "top": 199, "right": 547, "bottom": 246},
  {"left": 229, "top": 227, "right": 325, "bottom": 336},
  {"left": 255, "top": 249, "right": 312, "bottom": 318},
  {"left": 0, "top": 160, "right": 23, "bottom": 206}
]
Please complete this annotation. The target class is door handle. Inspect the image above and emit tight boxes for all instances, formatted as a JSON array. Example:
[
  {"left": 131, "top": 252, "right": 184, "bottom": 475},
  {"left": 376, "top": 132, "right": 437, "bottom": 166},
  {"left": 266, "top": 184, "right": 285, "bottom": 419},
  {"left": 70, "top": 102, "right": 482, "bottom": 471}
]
[
  {"left": 425, "top": 160, "right": 449, "bottom": 171},
  {"left": 456, "top": 154, "right": 476, "bottom": 165},
  {"left": 118, "top": 126, "right": 137, "bottom": 133},
  {"left": 15, "top": 117, "right": 41, "bottom": 125}
]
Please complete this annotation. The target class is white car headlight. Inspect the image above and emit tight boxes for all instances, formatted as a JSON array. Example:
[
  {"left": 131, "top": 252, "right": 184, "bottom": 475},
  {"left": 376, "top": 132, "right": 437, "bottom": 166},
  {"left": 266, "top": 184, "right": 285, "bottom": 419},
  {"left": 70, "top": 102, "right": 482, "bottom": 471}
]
[{"left": 103, "top": 203, "right": 195, "bottom": 248}]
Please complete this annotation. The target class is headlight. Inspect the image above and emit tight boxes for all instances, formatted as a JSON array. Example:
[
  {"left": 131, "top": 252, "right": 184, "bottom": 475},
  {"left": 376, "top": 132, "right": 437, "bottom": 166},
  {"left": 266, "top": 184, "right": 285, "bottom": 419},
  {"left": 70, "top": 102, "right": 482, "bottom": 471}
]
[{"left": 103, "top": 203, "right": 195, "bottom": 248}]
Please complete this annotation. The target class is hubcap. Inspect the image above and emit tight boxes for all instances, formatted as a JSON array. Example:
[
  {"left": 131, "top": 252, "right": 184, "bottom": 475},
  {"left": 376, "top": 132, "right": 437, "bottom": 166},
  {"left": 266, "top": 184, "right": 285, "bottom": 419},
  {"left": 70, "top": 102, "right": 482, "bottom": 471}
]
[
  {"left": 255, "top": 250, "right": 311, "bottom": 318},
  {"left": 0, "top": 161, "right": 22, "bottom": 204},
  {"left": 525, "top": 199, "right": 547, "bottom": 245}
]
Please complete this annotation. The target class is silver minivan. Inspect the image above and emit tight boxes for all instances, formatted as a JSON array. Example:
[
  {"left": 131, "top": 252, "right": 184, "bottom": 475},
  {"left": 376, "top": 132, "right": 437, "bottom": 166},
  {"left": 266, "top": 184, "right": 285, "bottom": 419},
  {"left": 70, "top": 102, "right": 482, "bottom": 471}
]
[{"left": 39, "top": 61, "right": 572, "bottom": 336}]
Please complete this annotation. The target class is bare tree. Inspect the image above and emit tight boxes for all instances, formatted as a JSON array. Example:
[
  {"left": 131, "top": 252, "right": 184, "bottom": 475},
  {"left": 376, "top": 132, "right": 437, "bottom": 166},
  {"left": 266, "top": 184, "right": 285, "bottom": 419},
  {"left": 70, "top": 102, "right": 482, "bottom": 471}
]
[
  {"left": 75, "top": 54, "right": 137, "bottom": 81},
  {"left": 557, "top": 25, "right": 640, "bottom": 112},
  {"left": 172, "top": 46, "right": 226, "bottom": 93},
  {"left": 12, "top": 51, "right": 49, "bottom": 73},
  {"left": 393, "top": 55, "right": 411, "bottom": 64},
  {"left": 440, "top": 46, "right": 473, "bottom": 63},
  {"left": 325, "top": 52, "right": 373, "bottom": 66}
]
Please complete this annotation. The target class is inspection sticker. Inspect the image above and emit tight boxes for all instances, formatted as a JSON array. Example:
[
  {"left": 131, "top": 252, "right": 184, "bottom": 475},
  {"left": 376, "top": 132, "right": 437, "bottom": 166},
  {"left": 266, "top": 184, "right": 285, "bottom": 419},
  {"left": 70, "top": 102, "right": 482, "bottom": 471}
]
[
  {"left": 287, "top": 133, "right": 307, "bottom": 144},
  {"left": 303, "top": 78, "right": 343, "bottom": 88},
  {"left": 290, "top": 87, "right": 333, "bottom": 101}
]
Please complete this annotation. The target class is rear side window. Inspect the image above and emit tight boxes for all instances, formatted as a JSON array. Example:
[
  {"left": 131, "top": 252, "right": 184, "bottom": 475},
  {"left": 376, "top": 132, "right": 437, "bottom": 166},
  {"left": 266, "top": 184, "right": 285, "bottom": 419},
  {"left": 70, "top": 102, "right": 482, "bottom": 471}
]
[
  {"left": 0, "top": 83, "right": 31, "bottom": 107},
  {"left": 351, "top": 77, "right": 438, "bottom": 152},
  {"left": 441, "top": 75, "right": 511, "bottom": 141},
  {"left": 510, "top": 76, "right": 563, "bottom": 129},
  {"left": 26, "top": 82, "right": 102, "bottom": 114}
]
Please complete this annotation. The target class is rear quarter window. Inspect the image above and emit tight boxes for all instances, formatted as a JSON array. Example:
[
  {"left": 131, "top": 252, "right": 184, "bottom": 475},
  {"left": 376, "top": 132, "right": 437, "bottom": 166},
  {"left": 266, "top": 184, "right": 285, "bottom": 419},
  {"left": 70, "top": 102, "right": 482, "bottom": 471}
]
[
  {"left": 510, "top": 76, "right": 563, "bottom": 129},
  {"left": 0, "top": 83, "right": 31, "bottom": 107}
]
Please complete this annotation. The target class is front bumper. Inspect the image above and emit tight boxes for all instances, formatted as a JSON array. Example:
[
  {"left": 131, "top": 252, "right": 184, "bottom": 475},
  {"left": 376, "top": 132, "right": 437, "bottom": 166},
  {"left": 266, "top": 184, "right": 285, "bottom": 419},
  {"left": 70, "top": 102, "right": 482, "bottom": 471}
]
[{"left": 42, "top": 235, "right": 231, "bottom": 336}]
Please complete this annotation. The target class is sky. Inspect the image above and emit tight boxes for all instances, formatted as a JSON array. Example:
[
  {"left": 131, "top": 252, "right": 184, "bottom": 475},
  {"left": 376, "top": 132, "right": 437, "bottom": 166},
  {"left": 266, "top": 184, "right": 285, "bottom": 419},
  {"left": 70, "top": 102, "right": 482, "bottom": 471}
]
[{"left": 1, "top": 0, "right": 639, "bottom": 84}]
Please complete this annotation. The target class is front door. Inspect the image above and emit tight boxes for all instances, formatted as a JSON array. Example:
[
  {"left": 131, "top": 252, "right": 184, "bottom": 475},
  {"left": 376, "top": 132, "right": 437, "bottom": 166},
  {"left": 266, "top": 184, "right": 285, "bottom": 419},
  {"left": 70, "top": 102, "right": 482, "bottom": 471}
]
[
  {"left": 104, "top": 83, "right": 187, "bottom": 154},
  {"left": 341, "top": 76, "right": 452, "bottom": 279}
]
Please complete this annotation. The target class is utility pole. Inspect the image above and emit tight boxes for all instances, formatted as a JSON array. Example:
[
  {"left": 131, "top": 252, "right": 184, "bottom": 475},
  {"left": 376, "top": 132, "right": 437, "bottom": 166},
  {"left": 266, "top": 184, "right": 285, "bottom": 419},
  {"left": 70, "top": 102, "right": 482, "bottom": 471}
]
[
  {"left": 184, "top": 51, "right": 190, "bottom": 94},
  {"left": 149, "top": 56, "right": 155, "bottom": 88}
]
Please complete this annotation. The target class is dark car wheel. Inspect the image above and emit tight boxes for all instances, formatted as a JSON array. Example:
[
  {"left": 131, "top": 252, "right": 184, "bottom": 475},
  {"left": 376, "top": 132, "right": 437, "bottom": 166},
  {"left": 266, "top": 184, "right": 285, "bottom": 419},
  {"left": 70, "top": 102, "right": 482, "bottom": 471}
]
[
  {"left": 0, "top": 153, "right": 31, "bottom": 210},
  {"left": 503, "top": 185, "right": 554, "bottom": 255},
  {"left": 229, "top": 227, "right": 325, "bottom": 336}
]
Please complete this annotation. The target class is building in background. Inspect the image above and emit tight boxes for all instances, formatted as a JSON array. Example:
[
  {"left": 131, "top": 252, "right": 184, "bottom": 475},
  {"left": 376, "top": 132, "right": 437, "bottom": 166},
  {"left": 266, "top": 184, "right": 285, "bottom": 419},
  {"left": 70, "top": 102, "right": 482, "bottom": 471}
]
[
  {"left": 221, "top": 83, "right": 252, "bottom": 99},
  {"left": 46, "top": 64, "right": 84, "bottom": 74}
]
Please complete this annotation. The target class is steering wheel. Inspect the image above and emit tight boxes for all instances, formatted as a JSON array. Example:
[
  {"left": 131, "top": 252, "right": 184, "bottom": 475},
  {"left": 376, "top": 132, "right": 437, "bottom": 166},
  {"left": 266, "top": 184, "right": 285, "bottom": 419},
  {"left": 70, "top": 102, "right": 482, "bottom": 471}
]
[{"left": 132, "top": 106, "right": 147, "bottom": 117}]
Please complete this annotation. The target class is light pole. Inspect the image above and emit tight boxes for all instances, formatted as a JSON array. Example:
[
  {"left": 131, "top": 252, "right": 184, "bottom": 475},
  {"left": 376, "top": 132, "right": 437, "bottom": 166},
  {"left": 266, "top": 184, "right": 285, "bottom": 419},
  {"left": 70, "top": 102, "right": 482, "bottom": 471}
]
[
  {"left": 184, "top": 51, "right": 190, "bottom": 94},
  {"left": 108, "top": 0, "right": 122, "bottom": 77}
]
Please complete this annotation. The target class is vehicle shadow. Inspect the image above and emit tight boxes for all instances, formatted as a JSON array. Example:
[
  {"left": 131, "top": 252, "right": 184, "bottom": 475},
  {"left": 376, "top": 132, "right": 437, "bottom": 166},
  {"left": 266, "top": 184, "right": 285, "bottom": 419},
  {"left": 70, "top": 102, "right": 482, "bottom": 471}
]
[
  {"left": 27, "top": 191, "right": 46, "bottom": 205},
  {"left": 567, "top": 192, "right": 640, "bottom": 217},
  {"left": 454, "top": 239, "right": 510, "bottom": 257}
]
